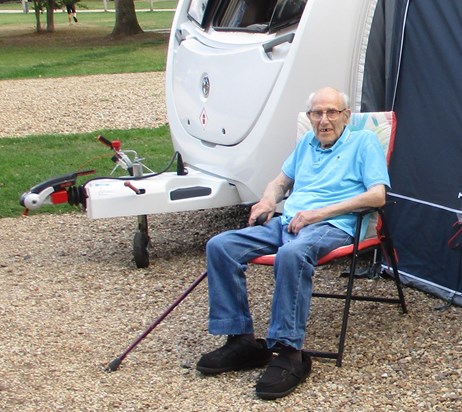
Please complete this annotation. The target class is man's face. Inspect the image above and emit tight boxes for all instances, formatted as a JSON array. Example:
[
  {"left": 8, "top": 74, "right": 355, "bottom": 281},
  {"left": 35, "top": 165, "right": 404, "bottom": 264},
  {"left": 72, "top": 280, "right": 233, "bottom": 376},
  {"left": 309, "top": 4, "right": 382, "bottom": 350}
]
[{"left": 308, "top": 89, "right": 351, "bottom": 148}]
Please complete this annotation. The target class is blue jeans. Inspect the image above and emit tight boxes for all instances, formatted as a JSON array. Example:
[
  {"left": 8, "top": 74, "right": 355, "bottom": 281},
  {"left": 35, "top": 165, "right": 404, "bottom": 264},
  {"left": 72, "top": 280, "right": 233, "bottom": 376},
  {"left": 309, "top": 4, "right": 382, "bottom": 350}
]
[{"left": 205, "top": 218, "right": 353, "bottom": 350}]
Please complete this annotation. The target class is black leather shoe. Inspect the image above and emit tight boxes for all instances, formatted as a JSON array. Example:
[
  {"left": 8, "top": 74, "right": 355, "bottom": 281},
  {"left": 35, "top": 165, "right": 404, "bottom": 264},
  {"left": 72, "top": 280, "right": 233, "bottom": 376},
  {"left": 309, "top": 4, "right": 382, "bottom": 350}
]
[
  {"left": 255, "top": 351, "right": 312, "bottom": 400},
  {"left": 196, "top": 337, "right": 272, "bottom": 375}
]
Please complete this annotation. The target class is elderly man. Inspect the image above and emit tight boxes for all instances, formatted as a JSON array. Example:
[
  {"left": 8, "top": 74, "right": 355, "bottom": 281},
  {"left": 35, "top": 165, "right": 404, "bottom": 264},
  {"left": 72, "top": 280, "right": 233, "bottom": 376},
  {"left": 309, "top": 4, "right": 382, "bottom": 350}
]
[{"left": 197, "top": 87, "right": 390, "bottom": 399}]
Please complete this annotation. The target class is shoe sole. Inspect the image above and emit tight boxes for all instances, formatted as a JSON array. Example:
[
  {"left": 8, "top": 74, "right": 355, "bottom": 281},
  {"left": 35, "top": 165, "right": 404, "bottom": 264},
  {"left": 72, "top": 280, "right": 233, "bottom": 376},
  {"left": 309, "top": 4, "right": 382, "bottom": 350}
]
[
  {"left": 256, "top": 371, "right": 310, "bottom": 400},
  {"left": 197, "top": 357, "right": 272, "bottom": 375},
  {"left": 256, "top": 353, "right": 312, "bottom": 400}
]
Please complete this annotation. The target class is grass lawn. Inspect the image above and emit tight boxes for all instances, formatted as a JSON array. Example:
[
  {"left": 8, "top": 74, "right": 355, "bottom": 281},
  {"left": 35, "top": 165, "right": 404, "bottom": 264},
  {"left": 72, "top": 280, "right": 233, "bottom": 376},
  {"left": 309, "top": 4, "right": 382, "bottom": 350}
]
[
  {"left": 0, "top": 127, "right": 175, "bottom": 218},
  {"left": 0, "top": 4, "right": 174, "bottom": 79}
]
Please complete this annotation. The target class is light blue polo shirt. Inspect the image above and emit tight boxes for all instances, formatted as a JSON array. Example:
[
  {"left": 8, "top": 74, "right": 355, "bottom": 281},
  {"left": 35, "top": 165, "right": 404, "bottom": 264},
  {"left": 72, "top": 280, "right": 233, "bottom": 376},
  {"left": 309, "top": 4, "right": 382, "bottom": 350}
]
[{"left": 281, "top": 126, "right": 390, "bottom": 238}]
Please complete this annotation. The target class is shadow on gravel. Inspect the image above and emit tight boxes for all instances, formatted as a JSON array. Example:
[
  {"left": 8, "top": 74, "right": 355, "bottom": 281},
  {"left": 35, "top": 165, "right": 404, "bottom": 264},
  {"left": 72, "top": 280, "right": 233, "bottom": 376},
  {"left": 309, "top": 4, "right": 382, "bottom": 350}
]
[{"left": 148, "top": 205, "right": 251, "bottom": 259}]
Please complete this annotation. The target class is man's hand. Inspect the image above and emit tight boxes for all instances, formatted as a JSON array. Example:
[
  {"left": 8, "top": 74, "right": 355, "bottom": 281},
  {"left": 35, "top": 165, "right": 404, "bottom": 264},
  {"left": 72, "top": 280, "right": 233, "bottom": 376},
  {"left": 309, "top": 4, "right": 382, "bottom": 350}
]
[
  {"left": 249, "top": 201, "right": 274, "bottom": 226},
  {"left": 287, "top": 209, "right": 326, "bottom": 234},
  {"left": 248, "top": 172, "right": 293, "bottom": 226},
  {"left": 287, "top": 185, "right": 386, "bottom": 234}
]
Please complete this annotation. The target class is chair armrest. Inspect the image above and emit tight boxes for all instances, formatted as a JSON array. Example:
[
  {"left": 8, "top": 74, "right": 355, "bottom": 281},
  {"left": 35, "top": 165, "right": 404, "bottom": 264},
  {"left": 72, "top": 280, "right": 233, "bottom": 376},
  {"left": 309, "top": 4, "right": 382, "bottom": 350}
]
[
  {"left": 352, "top": 200, "right": 395, "bottom": 217},
  {"left": 351, "top": 207, "right": 379, "bottom": 217}
]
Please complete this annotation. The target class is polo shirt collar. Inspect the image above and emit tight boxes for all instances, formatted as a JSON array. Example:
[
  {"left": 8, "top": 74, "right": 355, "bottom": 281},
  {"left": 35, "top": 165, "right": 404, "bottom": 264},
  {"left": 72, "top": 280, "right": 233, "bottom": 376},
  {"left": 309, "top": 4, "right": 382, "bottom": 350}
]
[{"left": 309, "top": 126, "right": 351, "bottom": 151}]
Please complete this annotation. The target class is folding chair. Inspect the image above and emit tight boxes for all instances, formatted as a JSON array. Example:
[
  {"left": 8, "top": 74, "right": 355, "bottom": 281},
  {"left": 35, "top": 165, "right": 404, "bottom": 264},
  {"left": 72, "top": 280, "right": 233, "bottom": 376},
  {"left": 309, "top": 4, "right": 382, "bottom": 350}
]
[{"left": 250, "top": 111, "right": 407, "bottom": 367}]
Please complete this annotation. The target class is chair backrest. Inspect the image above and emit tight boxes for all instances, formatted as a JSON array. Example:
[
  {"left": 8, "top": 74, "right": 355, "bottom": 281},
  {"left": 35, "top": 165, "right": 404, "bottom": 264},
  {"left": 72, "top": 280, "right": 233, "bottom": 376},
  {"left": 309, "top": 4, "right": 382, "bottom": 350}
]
[{"left": 297, "top": 111, "right": 396, "bottom": 238}]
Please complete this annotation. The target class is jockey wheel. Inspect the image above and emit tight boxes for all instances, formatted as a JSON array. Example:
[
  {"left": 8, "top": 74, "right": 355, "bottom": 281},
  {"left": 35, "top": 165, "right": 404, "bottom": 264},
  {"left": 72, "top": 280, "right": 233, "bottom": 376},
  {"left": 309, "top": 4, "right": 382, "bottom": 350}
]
[{"left": 133, "top": 214, "right": 150, "bottom": 268}]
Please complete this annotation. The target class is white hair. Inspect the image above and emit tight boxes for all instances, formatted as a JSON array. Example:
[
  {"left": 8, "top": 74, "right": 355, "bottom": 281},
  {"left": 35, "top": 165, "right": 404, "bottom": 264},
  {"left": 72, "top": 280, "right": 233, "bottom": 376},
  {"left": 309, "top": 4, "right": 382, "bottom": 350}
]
[{"left": 306, "top": 90, "right": 350, "bottom": 111}]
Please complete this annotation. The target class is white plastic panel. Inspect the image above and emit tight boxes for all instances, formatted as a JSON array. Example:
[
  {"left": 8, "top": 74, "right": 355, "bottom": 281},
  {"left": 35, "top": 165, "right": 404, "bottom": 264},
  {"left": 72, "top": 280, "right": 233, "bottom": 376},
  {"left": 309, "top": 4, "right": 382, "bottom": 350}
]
[
  {"left": 85, "top": 170, "right": 241, "bottom": 219},
  {"left": 172, "top": 36, "right": 284, "bottom": 146}
]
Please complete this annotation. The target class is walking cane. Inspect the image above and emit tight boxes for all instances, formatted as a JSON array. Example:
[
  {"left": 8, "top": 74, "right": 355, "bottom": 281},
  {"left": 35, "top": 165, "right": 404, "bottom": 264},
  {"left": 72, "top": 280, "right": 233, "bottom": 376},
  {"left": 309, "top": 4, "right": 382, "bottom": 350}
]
[{"left": 106, "top": 271, "right": 208, "bottom": 372}]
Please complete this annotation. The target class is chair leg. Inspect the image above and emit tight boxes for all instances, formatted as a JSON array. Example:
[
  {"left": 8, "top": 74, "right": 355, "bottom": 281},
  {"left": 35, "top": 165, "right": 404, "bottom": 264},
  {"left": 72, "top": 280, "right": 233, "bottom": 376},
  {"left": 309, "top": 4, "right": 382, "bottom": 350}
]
[
  {"left": 335, "top": 218, "right": 363, "bottom": 367},
  {"left": 378, "top": 209, "right": 408, "bottom": 314},
  {"left": 313, "top": 211, "right": 363, "bottom": 367},
  {"left": 325, "top": 211, "right": 408, "bottom": 367},
  {"left": 381, "top": 240, "right": 407, "bottom": 313}
]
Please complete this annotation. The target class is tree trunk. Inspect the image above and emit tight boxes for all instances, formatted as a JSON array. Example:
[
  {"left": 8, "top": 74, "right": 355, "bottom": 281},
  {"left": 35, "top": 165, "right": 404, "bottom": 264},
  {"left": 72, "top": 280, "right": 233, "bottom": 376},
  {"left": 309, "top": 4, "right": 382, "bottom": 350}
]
[
  {"left": 33, "top": 0, "right": 42, "bottom": 32},
  {"left": 111, "top": 0, "right": 143, "bottom": 37},
  {"left": 45, "top": 0, "right": 55, "bottom": 33}
]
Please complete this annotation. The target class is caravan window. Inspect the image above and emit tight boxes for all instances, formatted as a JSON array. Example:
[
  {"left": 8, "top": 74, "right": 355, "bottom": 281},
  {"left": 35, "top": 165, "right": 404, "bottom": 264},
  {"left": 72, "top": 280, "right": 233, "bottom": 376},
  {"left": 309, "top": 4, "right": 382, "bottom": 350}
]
[
  {"left": 188, "top": 0, "right": 209, "bottom": 26},
  {"left": 188, "top": 0, "right": 307, "bottom": 33},
  {"left": 269, "top": 0, "right": 307, "bottom": 32}
]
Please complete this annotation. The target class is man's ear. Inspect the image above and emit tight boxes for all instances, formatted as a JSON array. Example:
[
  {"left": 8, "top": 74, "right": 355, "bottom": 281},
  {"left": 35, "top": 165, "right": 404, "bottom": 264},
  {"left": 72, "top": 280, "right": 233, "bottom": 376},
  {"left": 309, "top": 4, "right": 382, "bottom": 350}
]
[{"left": 343, "top": 109, "right": 352, "bottom": 124}]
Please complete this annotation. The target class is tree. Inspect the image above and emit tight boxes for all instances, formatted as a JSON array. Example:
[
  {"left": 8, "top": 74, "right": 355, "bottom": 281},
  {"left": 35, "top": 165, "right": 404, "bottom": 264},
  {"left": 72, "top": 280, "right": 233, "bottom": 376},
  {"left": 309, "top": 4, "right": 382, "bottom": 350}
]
[
  {"left": 32, "top": 0, "right": 43, "bottom": 32},
  {"left": 45, "top": 0, "right": 56, "bottom": 32},
  {"left": 32, "top": 0, "right": 56, "bottom": 32},
  {"left": 111, "top": 0, "right": 143, "bottom": 37},
  {"left": 32, "top": 0, "right": 63, "bottom": 33}
]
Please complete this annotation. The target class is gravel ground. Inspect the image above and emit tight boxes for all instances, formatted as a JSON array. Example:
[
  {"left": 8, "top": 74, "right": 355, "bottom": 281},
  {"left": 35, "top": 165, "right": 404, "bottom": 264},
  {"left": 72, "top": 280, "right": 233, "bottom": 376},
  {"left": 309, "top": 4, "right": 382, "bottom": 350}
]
[
  {"left": 0, "top": 72, "right": 167, "bottom": 138},
  {"left": 1, "top": 74, "right": 462, "bottom": 411}
]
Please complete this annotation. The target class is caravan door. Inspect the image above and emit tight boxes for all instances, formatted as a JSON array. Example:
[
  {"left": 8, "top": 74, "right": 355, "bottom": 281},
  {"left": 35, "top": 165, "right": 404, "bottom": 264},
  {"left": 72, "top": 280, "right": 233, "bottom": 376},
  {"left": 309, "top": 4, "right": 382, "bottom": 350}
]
[{"left": 169, "top": 0, "right": 306, "bottom": 146}]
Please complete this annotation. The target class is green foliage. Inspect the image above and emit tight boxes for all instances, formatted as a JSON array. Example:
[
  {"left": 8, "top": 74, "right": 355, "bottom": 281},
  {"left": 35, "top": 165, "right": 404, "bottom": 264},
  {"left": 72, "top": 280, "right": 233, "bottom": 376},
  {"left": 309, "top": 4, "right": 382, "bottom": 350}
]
[{"left": 0, "top": 127, "right": 175, "bottom": 218}]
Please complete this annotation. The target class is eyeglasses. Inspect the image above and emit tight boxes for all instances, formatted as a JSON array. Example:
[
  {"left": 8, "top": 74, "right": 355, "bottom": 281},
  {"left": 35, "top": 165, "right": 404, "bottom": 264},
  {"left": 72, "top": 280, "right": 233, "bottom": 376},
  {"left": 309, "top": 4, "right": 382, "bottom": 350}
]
[{"left": 307, "top": 109, "right": 346, "bottom": 121}]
